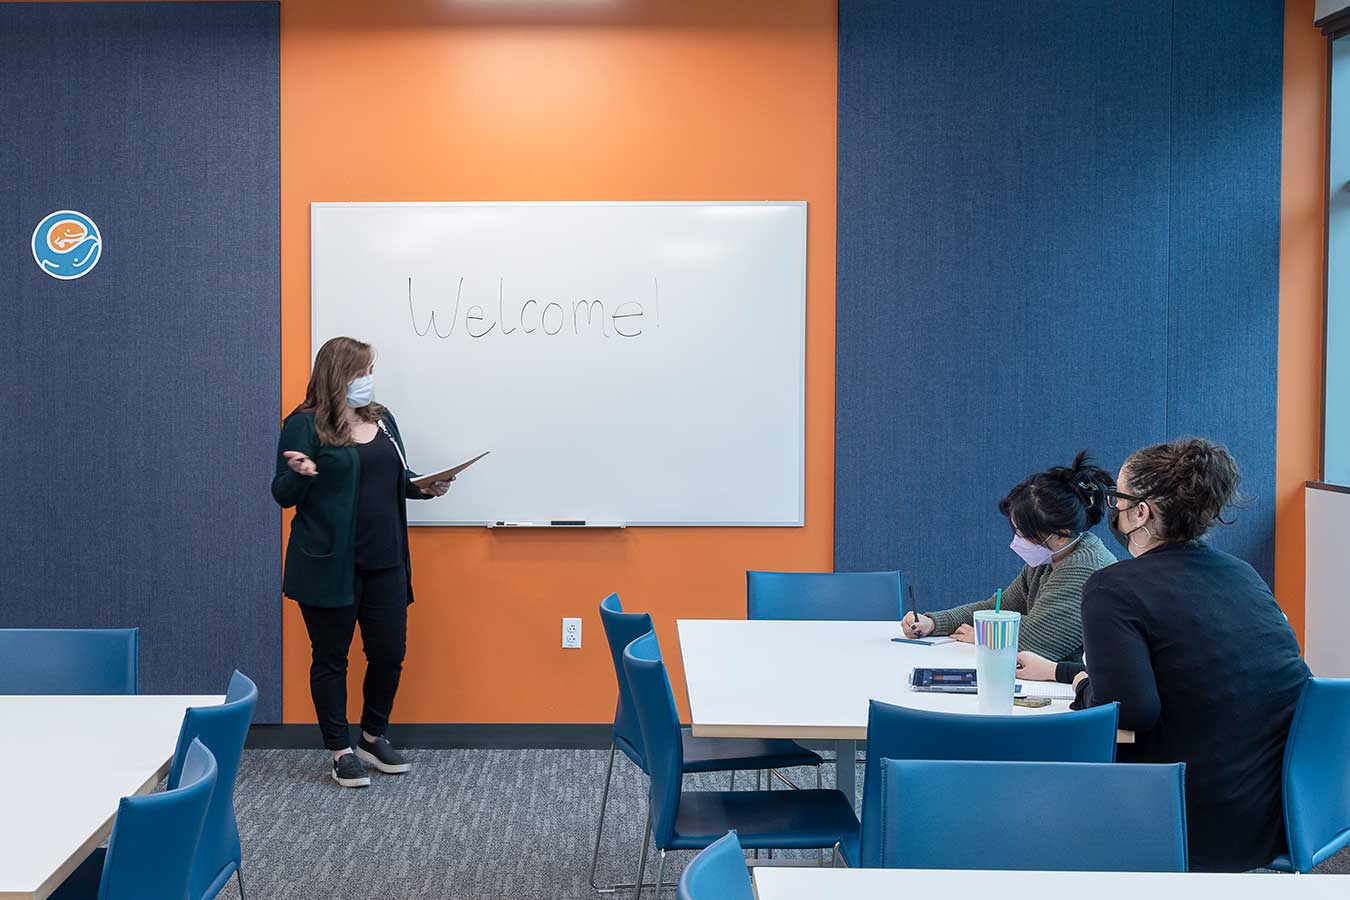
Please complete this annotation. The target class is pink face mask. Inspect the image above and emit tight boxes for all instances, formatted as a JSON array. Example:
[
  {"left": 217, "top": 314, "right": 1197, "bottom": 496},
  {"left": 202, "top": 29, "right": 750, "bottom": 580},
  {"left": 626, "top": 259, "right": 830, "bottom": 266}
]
[
  {"left": 1010, "top": 532, "right": 1083, "bottom": 568},
  {"left": 1010, "top": 533, "right": 1055, "bottom": 568}
]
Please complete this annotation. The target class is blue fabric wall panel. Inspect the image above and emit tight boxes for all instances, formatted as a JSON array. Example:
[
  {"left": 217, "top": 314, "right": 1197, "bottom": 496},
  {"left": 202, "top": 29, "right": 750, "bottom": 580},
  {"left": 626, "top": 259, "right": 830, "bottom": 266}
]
[
  {"left": 1165, "top": 0, "right": 1283, "bottom": 581},
  {"left": 836, "top": 1, "right": 1173, "bottom": 602},
  {"left": 0, "top": 3, "right": 281, "bottom": 720}
]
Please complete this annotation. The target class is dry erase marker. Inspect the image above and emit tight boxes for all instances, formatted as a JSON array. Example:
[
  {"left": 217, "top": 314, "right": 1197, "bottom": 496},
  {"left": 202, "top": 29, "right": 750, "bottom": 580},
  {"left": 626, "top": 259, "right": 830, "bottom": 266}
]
[{"left": 494, "top": 521, "right": 539, "bottom": 527}]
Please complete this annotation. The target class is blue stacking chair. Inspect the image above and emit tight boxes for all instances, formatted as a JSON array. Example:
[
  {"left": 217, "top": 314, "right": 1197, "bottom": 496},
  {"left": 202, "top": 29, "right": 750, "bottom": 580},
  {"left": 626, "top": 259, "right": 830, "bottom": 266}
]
[
  {"left": 746, "top": 571, "right": 902, "bottom": 621},
  {"left": 168, "top": 672, "right": 258, "bottom": 900},
  {"left": 1271, "top": 677, "right": 1350, "bottom": 872},
  {"left": 0, "top": 628, "right": 138, "bottom": 694},
  {"left": 624, "top": 631, "right": 860, "bottom": 895},
  {"left": 592, "top": 594, "right": 822, "bottom": 892},
  {"left": 676, "top": 831, "right": 753, "bottom": 900},
  {"left": 53, "top": 739, "right": 218, "bottom": 900},
  {"left": 878, "top": 759, "right": 1188, "bottom": 872},
  {"left": 848, "top": 699, "right": 1120, "bottom": 867}
]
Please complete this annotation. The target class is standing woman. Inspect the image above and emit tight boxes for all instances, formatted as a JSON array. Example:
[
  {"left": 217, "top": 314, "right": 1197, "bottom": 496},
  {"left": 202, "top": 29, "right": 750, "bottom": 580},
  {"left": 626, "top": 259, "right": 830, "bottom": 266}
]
[
  {"left": 272, "top": 336, "right": 451, "bottom": 788},
  {"left": 1060, "top": 438, "right": 1310, "bottom": 871}
]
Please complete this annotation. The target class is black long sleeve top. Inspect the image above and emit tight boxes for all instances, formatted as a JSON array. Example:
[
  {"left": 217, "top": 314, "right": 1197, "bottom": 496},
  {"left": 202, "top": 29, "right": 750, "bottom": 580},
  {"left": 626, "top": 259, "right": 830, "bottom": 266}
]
[{"left": 1062, "top": 541, "right": 1309, "bottom": 872}]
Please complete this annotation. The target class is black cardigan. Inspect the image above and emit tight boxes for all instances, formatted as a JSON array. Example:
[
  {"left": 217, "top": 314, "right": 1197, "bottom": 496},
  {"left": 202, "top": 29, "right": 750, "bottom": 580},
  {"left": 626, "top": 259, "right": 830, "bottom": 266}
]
[
  {"left": 1062, "top": 541, "right": 1309, "bottom": 872},
  {"left": 272, "top": 411, "right": 430, "bottom": 607}
]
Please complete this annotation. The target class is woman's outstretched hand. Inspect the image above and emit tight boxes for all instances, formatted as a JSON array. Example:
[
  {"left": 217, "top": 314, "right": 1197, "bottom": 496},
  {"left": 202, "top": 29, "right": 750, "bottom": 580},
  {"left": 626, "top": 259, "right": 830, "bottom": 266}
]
[
  {"left": 283, "top": 451, "right": 317, "bottom": 477},
  {"left": 419, "top": 475, "right": 454, "bottom": 497}
]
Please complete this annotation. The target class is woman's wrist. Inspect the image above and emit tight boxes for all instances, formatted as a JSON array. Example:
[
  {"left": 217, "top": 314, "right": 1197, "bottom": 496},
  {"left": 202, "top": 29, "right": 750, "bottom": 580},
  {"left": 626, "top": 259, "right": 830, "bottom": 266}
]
[{"left": 1054, "top": 661, "right": 1086, "bottom": 684}]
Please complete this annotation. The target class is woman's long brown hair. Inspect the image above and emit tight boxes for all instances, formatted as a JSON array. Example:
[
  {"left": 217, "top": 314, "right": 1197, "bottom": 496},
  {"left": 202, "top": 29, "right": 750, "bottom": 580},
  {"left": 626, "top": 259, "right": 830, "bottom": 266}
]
[{"left": 296, "top": 336, "right": 387, "bottom": 446}]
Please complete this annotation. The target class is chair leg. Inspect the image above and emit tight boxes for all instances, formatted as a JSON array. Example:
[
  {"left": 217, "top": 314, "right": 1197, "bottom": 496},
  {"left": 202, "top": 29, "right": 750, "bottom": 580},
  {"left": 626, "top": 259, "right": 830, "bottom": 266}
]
[
  {"left": 753, "top": 769, "right": 763, "bottom": 859},
  {"left": 653, "top": 850, "right": 667, "bottom": 895},
  {"left": 236, "top": 868, "right": 246, "bottom": 900},
  {"left": 589, "top": 742, "right": 619, "bottom": 892},
  {"left": 817, "top": 764, "right": 824, "bottom": 865},
  {"left": 632, "top": 802, "right": 653, "bottom": 900},
  {"left": 729, "top": 769, "right": 735, "bottom": 790},
  {"left": 766, "top": 774, "right": 773, "bottom": 860}
]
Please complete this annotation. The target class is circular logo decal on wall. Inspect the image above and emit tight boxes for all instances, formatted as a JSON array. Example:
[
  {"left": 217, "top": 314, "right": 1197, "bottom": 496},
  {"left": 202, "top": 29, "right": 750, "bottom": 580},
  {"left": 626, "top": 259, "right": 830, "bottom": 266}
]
[{"left": 32, "top": 210, "right": 102, "bottom": 280}]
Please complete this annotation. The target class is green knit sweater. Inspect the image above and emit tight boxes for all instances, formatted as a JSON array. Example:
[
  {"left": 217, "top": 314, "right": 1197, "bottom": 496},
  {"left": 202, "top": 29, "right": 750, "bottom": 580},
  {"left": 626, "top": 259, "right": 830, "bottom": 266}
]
[{"left": 928, "top": 531, "right": 1117, "bottom": 661}]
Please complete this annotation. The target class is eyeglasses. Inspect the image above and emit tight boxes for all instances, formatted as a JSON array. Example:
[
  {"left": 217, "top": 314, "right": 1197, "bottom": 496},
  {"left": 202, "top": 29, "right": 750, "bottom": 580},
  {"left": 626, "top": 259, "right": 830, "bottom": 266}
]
[{"left": 1104, "top": 487, "right": 1146, "bottom": 508}]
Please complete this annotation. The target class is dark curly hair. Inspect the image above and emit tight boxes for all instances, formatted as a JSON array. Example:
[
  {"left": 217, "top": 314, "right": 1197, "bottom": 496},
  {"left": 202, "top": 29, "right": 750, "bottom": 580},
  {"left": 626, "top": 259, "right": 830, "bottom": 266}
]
[
  {"left": 1122, "top": 437, "right": 1245, "bottom": 543},
  {"left": 998, "top": 450, "right": 1115, "bottom": 543}
]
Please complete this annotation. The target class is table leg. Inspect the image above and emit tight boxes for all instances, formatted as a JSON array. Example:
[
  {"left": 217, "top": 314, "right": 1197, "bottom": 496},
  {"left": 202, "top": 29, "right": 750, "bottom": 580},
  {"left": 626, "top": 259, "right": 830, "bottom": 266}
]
[{"left": 834, "top": 739, "right": 857, "bottom": 807}]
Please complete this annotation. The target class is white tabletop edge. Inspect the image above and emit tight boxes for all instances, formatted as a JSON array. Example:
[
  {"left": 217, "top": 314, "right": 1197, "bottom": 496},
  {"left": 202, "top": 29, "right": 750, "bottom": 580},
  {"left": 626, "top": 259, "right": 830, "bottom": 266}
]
[
  {"left": 677, "top": 620, "right": 1135, "bottom": 742},
  {"left": 752, "top": 867, "right": 1350, "bottom": 900},
  {"left": 0, "top": 695, "right": 225, "bottom": 900}
]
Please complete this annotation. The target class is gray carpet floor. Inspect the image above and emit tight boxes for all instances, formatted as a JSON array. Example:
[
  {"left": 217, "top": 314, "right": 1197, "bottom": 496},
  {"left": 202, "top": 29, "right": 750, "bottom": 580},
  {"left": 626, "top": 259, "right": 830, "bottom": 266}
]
[{"left": 214, "top": 749, "right": 1349, "bottom": 900}]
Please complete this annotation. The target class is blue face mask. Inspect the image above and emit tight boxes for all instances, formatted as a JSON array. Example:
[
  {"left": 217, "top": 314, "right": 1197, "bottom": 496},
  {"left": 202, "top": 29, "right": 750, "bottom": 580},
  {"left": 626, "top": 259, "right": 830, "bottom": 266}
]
[{"left": 346, "top": 374, "right": 374, "bottom": 408}]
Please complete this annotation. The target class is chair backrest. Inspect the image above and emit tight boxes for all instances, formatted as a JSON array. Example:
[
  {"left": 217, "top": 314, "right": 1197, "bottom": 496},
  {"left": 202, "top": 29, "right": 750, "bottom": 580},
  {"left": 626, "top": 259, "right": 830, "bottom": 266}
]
[
  {"left": 859, "top": 699, "right": 1119, "bottom": 866},
  {"left": 168, "top": 671, "right": 258, "bottom": 900},
  {"left": 622, "top": 631, "right": 685, "bottom": 850},
  {"left": 879, "top": 759, "right": 1187, "bottom": 872},
  {"left": 0, "top": 628, "right": 138, "bottom": 694},
  {"left": 599, "top": 593, "right": 655, "bottom": 768},
  {"left": 1282, "top": 676, "right": 1350, "bottom": 871},
  {"left": 677, "top": 830, "right": 753, "bottom": 900},
  {"left": 98, "top": 739, "right": 218, "bottom": 900},
  {"left": 746, "top": 571, "right": 902, "bottom": 621}
]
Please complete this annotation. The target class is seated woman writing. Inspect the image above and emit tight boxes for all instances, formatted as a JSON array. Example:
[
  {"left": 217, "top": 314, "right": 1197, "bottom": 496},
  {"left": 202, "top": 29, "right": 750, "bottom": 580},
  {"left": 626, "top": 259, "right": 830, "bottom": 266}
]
[{"left": 902, "top": 451, "right": 1116, "bottom": 661}]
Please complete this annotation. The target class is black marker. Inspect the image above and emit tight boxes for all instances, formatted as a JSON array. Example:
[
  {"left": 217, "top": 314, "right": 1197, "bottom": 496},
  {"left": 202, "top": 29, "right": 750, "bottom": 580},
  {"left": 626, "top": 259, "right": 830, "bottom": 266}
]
[{"left": 551, "top": 520, "right": 586, "bottom": 526}]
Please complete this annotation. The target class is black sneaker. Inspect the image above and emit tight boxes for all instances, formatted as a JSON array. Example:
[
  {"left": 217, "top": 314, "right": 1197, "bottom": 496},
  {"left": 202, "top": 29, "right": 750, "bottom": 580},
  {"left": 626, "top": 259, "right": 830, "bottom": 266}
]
[
  {"left": 356, "top": 734, "right": 411, "bottom": 774},
  {"left": 331, "top": 752, "right": 371, "bottom": 788}
]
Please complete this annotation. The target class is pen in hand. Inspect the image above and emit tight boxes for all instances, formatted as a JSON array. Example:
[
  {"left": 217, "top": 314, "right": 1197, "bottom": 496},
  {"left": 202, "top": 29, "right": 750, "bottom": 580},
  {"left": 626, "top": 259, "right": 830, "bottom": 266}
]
[{"left": 905, "top": 584, "right": 921, "bottom": 637}]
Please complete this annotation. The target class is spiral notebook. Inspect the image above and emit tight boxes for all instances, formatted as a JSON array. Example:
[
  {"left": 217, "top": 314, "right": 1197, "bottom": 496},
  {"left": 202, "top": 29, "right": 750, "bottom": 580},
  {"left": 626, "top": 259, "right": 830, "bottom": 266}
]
[{"left": 1016, "top": 681, "right": 1077, "bottom": 700}]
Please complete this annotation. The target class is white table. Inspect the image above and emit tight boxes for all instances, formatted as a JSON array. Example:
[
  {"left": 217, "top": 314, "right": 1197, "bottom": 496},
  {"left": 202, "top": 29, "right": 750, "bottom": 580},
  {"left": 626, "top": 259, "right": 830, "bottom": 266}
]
[
  {"left": 677, "top": 619, "right": 1130, "bottom": 804},
  {"left": 753, "top": 868, "right": 1350, "bottom": 900},
  {"left": 0, "top": 694, "right": 224, "bottom": 900}
]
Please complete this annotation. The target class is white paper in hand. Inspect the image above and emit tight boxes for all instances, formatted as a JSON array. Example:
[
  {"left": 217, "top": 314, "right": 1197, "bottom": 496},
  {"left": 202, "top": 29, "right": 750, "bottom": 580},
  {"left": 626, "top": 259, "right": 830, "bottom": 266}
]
[{"left": 411, "top": 451, "right": 490, "bottom": 487}]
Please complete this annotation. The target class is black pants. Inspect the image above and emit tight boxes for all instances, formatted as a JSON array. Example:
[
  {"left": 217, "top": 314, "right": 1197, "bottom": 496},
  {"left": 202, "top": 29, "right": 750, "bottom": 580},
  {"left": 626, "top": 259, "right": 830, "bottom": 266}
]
[{"left": 299, "top": 567, "right": 408, "bottom": 751}]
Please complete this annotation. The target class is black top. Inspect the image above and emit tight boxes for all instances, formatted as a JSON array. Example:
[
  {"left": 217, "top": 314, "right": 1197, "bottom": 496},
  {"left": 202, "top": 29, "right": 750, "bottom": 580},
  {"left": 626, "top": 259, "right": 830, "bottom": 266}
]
[
  {"left": 1065, "top": 541, "right": 1309, "bottom": 872},
  {"left": 353, "top": 428, "right": 406, "bottom": 570}
]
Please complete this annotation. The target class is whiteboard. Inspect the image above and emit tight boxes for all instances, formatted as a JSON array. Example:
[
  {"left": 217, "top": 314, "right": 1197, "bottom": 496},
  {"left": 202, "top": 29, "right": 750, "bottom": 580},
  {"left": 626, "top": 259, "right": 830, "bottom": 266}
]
[{"left": 310, "top": 202, "right": 806, "bottom": 526}]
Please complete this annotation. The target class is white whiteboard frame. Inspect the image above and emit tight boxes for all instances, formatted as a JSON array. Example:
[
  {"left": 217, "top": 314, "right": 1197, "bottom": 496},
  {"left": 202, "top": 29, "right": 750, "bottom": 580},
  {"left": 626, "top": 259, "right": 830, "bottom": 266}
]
[{"left": 309, "top": 200, "right": 808, "bottom": 527}]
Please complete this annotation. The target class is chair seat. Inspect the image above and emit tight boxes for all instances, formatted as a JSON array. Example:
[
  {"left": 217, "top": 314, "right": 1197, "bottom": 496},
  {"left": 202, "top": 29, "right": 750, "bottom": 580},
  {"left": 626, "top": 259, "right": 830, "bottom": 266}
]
[
  {"left": 616, "top": 732, "right": 823, "bottom": 774},
  {"left": 667, "top": 788, "right": 860, "bottom": 851},
  {"left": 1269, "top": 826, "right": 1350, "bottom": 873},
  {"left": 681, "top": 734, "right": 822, "bottom": 773}
]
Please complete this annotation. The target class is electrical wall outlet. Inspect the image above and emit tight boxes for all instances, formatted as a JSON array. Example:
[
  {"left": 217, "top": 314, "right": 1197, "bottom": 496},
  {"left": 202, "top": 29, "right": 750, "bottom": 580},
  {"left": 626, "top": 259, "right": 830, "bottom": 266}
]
[{"left": 562, "top": 617, "right": 582, "bottom": 649}]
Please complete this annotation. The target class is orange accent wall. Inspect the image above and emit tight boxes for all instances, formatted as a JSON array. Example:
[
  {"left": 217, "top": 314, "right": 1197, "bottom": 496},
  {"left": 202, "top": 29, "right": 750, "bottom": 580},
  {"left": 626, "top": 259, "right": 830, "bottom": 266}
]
[
  {"left": 1277, "top": 0, "right": 1329, "bottom": 642},
  {"left": 279, "top": 0, "right": 839, "bottom": 723}
]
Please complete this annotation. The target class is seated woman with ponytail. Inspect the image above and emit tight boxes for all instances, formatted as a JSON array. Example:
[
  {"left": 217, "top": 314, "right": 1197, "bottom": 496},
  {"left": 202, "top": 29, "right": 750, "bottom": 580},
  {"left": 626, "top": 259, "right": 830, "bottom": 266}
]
[
  {"left": 902, "top": 451, "right": 1117, "bottom": 661},
  {"left": 1050, "top": 437, "right": 1309, "bottom": 872}
]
